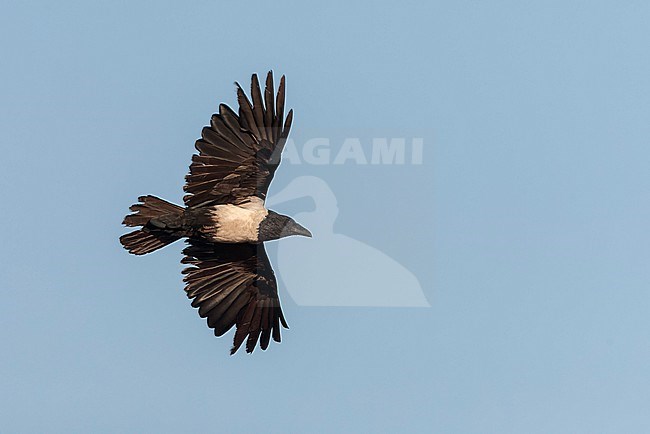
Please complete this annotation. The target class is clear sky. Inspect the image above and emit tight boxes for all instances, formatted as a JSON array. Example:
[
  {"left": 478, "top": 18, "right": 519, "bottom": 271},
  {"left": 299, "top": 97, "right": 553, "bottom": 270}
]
[{"left": 2, "top": 1, "right": 650, "bottom": 433}]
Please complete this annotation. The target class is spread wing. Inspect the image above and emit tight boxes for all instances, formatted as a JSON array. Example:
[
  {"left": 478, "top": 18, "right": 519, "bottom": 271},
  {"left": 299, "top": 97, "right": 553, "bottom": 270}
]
[
  {"left": 183, "top": 71, "right": 293, "bottom": 208},
  {"left": 182, "top": 238, "right": 288, "bottom": 354}
]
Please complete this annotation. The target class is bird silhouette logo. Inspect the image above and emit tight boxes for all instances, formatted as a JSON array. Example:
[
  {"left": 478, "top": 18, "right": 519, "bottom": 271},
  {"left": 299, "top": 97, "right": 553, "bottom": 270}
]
[{"left": 268, "top": 176, "right": 429, "bottom": 307}]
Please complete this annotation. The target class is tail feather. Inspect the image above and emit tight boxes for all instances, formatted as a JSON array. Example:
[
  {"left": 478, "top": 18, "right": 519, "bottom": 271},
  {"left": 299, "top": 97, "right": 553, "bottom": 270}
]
[
  {"left": 123, "top": 195, "right": 184, "bottom": 227},
  {"left": 120, "top": 195, "right": 185, "bottom": 255},
  {"left": 120, "top": 229, "right": 181, "bottom": 255}
]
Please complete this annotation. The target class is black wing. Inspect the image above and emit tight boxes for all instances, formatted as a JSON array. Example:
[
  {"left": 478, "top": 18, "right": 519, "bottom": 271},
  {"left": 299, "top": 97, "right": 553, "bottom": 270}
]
[
  {"left": 183, "top": 71, "right": 293, "bottom": 208},
  {"left": 182, "top": 239, "right": 288, "bottom": 354}
]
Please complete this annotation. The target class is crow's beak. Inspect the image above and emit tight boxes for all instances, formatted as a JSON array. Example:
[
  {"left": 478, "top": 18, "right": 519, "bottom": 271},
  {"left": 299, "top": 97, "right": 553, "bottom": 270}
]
[{"left": 285, "top": 221, "right": 312, "bottom": 238}]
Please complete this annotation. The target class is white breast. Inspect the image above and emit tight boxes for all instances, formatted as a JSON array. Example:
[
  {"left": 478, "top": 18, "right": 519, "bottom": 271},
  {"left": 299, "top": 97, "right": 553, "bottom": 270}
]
[{"left": 207, "top": 197, "right": 268, "bottom": 243}]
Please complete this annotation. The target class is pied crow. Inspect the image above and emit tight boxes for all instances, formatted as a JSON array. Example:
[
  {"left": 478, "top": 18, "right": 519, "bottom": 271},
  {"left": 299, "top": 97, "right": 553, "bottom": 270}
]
[{"left": 120, "top": 72, "right": 311, "bottom": 354}]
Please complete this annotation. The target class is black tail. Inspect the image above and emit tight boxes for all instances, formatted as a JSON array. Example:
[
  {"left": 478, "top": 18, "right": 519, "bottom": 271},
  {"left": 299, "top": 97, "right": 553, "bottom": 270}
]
[{"left": 120, "top": 195, "right": 185, "bottom": 255}]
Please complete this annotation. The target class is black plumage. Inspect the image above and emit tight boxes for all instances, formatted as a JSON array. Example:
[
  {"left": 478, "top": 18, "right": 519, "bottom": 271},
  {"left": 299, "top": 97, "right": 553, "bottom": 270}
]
[
  {"left": 181, "top": 240, "right": 287, "bottom": 355},
  {"left": 120, "top": 72, "right": 306, "bottom": 354},
  {"left": 184, "top": 73, "right": 293, "bottom": 208}
]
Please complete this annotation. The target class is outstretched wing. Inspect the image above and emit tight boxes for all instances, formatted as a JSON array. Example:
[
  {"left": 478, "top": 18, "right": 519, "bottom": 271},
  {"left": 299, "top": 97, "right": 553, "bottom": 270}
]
[
  {"left": 183, "top": 71, "right": 293, "bottom": 208},
  {"left": 182, "top": 238, "right": 288, "bottom": 354}
]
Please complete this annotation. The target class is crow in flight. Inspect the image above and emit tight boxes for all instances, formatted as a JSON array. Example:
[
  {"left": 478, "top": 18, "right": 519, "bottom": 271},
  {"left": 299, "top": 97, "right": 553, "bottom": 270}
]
[{"left": 120, "top": 72, "right": 311, "bottom": 354}]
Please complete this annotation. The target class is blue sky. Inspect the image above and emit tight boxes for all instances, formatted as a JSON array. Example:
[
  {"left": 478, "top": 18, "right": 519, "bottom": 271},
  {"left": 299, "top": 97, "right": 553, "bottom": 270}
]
[{"left": 1, "top": 1, "right": 650, "bottom": 433}]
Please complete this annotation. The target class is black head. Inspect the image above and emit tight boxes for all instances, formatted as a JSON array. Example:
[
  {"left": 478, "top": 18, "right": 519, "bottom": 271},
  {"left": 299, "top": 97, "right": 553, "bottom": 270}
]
[{"left": 258, "top": 210, "right": 312, "bottom": 242}]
